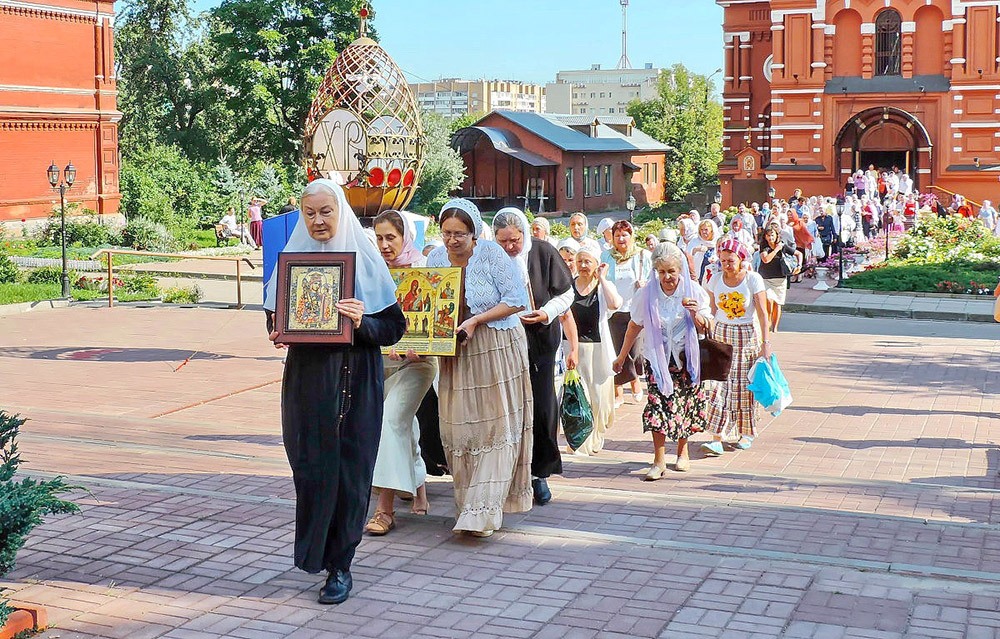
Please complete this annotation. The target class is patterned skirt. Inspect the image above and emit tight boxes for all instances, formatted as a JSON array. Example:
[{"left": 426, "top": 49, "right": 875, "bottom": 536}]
[
  {"left": 706, "top": 323, "right": 761, "bottom": 438},
  {"left": 642, "top": 362, "right": 709, "bottom": 441}
]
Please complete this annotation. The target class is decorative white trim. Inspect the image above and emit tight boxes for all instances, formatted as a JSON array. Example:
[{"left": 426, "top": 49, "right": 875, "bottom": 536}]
[
  {"left": 860, "top": 23, "right": 876, "bottom": 35},
  {"left": 951, "top": 122, "right": 1000, "bottom": 128},
  {"left": 954, "top": 147, "right": 963, "bottom": 152},
  {"left": 901, "top": 21, "right": 916, "bottom": 33},
  {"left": 723, "top": 97, "right": 750, "bottom": 102},
  {"left": 0, "top": 0, "right": 113, "bottom": 21},
  {"left": 917, "top": 169, "right": 931, "bottom": 174},
  {"left": 954, "top": 109, "right": 964, "bottom": 114},
  {"left": 951, "top": 58, "right": 967, "bottom": 64},
  {"left": 954, "top": 94, "right": 963, "bottom": 100},
  {"left": 825, "top": 24, "right": 836, "bottom": 35},
  {"left": 0, "top": 84, "right": 99, "bottom": 96},
  {"left": 812, "top": 148, "right": 821, "bottom": 153},
  {"left": 811, "top": 62, "right": 827, "bottom": 68},
  {"left": 771, "top": 124, "right": 824, "bottom": 130},
  {"left": 772, "top": 88, "right": 823, "bottom": 94}
]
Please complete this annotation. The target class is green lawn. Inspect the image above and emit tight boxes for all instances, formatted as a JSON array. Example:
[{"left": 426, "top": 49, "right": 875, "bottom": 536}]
[
  {"left": 0, "top": 283, "right": 158, "bottom": 305},
  {"left": 845, "top": 259, "right": 1000, "bottom": 294}
]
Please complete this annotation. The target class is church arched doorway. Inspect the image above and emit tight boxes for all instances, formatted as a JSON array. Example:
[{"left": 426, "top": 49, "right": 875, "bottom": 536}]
[{"left": 835, "top": 107, "right": 932, "bottom": 189}]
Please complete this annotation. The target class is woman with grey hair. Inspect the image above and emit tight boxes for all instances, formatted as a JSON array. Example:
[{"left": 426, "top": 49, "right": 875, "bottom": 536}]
[
  {"left": 613, "top": 242, "right": 711, "bottom": 477},
  {"left": 493, "top": 207, "right": 578, "bottom": 506},
  {"left": 264, "top": 179, "right": 406, "bottom": 604}
]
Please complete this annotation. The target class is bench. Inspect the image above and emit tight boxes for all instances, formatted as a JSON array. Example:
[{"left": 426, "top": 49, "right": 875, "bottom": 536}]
[{"left": 214, "top": 224, "right": 237, "bottom": 247}]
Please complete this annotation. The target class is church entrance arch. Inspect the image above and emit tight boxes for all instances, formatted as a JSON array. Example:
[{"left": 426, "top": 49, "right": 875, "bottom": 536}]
[{"left": 835, "top": 107, "right": 932, "bottom": 189}]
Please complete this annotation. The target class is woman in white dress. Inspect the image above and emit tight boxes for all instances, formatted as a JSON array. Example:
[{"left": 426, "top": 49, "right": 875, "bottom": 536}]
[
  {"left": 365, "top": 210, "right": 436, "bottom": 536},
  {"left": 566, "top": 243, "right": 623, "bottom": 455}
]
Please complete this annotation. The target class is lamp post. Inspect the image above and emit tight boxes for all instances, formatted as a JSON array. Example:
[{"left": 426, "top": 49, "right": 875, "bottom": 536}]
[
  {"left": 626, "top": 192, "right": 636, "bottom": 225},
  {"left": 768, "top": 186, "right": 776, "bottom": 202},
  {"left": 46, "top": 160, "right": 76, "bottom": 298},
  {"left": 714, "top": 190, "right": 723, "bottom": 206}
]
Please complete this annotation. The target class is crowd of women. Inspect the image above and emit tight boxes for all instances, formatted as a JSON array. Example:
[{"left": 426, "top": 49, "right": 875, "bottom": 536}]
[{"left": 263, "top": 180, "right": 786, "bottom": 605}]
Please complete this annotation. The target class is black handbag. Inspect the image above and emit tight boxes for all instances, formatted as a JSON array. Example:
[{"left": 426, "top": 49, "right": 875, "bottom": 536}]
[
  {"left": 678, "top": 331, "right": 734, "bottom": 382},
  {"left": 698, "top": 333, "right": 734, "bottom": 382}
]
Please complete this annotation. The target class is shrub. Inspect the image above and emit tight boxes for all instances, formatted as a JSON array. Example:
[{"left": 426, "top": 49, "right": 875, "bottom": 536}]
[
  {"left": 119, "top": 142, "right": 216, "bottom": 227},
  {"left": 550, "top": 223, "right": 571, "bottom": 239},
  {"left": 35, "top": 207, "right": 117, "bottom": 248},
  {"left": 0, "top": 411, "right": 79, "bottom": 626},
  {"left": 122, "top": 217, "right": 174, "bottom": 251},
  {"left": 0, "top": 252, "right": 18, "bottom": 285},
  {"left": 117, "top": 270, "right": 160, "bottom": 296},
  {"left": 26, "top": 266, "right": 78, "bottom": 285},
  {"left": 162, "top": 285, "right": 202, "bottom": 304}
]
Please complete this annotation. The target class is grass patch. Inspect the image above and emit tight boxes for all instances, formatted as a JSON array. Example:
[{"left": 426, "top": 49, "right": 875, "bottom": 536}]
[
  {"left": 845, "top": 260, "right": 1000, "bottom": 294},
  {"left": 0, "top": 283, "right": 159, "bottom": 305}
]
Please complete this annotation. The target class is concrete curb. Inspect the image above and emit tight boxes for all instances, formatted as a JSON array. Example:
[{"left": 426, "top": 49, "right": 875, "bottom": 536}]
[
  {"left": 0, "top": 298, "right": 71, "bottom": 317},
  {"left": 785, "top": 302, "right": 993, "bottom": 323}
]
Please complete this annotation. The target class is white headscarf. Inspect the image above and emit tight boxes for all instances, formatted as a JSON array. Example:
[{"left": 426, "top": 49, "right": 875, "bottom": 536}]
[
  {"left": 569, "top": 212, "right": 589, "bottom": 240},
  {"left": 441, "top": 198, "right": 484, "bottom": 237},
  {"left": 264, "top": 179, "right": 397, "bottom": 314},
  {"left": 494, "top": 206, "right": 532, "bottom": 287},
  {"left": 557, "top": 237, "right": 581, "bottom": 254},
  {"left": 577, "top": 241, "right": 602, "bottom": 263}
]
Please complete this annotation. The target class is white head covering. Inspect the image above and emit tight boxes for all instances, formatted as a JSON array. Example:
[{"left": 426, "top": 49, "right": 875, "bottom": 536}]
[
  {"left": 557, "top": 237, "right": 581, "bottom": 254},
  {"left": 493, "top": 207, "right": 532, "bottom": 286},
  {"left": 577, "top": 241, "right": 602, "bottom": 262},
  {"left": 596, "top": 217, "right": 615, "bottom": 234},
  {"left": 264, "top": 179, "right": 397, "bottom": 314},
  {"left": 659, "top": 228, "right": 679, "bottom": 243},
  {"left": 441, "top": 198, "right": 484, "bottom": 237}
]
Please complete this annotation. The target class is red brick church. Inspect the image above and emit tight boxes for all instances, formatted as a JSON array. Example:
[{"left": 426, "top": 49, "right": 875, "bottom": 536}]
[
  {"left": 0, "top": 0, "right": 120, "bottom": 222},
  {"left": 718, "top": 0, "right": 1000, "bottom": 205}
]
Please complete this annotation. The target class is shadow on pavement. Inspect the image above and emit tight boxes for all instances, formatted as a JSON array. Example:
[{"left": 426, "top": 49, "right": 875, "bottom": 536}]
[
  {"left": 0, "top": 346, "right": 283, "bottom": 363},
  {"left": 794, "top": 436, "right": 996, "bottom": 450},
  {"left": 789, "top": 404, "right": 986, "bottom": 418}
]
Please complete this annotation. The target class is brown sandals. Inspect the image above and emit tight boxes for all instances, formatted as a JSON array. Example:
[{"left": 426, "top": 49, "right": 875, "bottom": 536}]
[{"left": 364, "top": 511, "right": 395, "bottom": 535}]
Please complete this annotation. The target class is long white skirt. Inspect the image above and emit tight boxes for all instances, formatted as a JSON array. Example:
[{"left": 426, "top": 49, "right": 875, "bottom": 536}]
[
  {"left": 570, "top": 341, "right": 615, "bottom": 456},
  {"left": 371, "top": 358, "right": 437, "bottom": 495}
]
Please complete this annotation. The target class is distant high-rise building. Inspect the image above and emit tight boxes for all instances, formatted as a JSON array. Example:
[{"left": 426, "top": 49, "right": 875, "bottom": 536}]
[
  {"left": 545, "top": 64, "right": 660, "bottom": 116},
  {"left": 407, "top": 79, "right": 546, "bottom": 117}
]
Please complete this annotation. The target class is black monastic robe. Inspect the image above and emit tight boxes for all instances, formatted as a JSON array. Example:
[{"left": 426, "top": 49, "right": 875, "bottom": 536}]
[
  {"left": 524, "top": 240, "right": 574, "bottom": 479},
  {"left": 273, "top": 303, "right": 405, "bottom": 574}
]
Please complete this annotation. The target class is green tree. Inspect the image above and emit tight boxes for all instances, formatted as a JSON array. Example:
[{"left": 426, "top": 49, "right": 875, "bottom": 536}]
[
  {"left": 448, "top": 111, "right": 486, "bottom": 134},
  {"left": 410, "top": 112, "right": 466, "bottom": 216},
  {"left": 115, "top": 0, "right": 232, "bottom": 161},
  {"left": 628, "top": 64, "right": 723, "bottom": 200},
  {"left": 118, "top": 142, "right": 216, "bottom": 226},
  {"left": 211, "top": 0, "right": 373, "bottom": 163}
]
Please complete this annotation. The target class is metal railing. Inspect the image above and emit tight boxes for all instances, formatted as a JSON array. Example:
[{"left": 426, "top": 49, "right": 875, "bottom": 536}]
[
  {"left": 89, "top": 249, "right": 256, "bottom": 309},
  {"left": 927, "top": 185, "right": 981, "bottom": 208}
]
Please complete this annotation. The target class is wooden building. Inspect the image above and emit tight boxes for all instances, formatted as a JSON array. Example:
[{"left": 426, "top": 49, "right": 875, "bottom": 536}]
[
  {"left": 451, "top": 111, "right": 669, "bottom": 214},
  {"left": 718, "top": 0, "right": 1000, "bottom": 205},
  {"left": 0, "top": 0, "right": 121, "bottom": 222}
]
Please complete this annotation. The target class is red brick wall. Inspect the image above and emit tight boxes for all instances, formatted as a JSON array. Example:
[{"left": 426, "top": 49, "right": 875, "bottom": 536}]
[
  {"left": 0, "top": 0, "right": 120, "bottom": 222},
  {"left": 719, "top": 0, "right": 1000, "bottom": 205}
]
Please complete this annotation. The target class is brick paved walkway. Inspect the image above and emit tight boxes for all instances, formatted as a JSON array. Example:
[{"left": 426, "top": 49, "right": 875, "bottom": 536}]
[{"left": 1, "top": 307, "right": 1000, "bottom": 638}]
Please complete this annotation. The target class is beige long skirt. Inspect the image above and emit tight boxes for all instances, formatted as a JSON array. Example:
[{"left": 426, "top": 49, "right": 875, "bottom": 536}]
[
  {"left": 571, "top": 342, "right": 615, "bottom": 456},
  {"left": 438, "top": 324, "right": 533, "bottom": 533},
  {"left": 371, "top": 358, "right": 437, "bottom": 495}
]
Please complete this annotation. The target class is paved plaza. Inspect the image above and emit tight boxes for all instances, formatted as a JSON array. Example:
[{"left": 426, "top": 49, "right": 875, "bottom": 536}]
[{"left": 1, "top": 306, "right": 1000, "bottom": 638}]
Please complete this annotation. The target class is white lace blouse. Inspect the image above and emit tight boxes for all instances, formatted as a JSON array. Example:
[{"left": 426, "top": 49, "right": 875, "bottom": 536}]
[{"left": 427, "top": 240, "right": 527, "bottom": 330}]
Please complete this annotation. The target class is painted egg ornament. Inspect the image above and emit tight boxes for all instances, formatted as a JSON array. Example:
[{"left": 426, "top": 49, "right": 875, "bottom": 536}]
[{"left": 303, "top": 10, "right": 425, "bottom": 218}]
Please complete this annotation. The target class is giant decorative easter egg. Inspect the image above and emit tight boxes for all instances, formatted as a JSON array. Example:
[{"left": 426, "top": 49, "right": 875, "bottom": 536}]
[{"left": 303, "top": 35, "right": 425, "bottom": 217}]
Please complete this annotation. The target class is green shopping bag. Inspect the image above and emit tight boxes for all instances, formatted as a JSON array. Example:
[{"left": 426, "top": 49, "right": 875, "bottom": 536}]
[{"left": 561, "top": 369, "right": 594, "bottom": 450}]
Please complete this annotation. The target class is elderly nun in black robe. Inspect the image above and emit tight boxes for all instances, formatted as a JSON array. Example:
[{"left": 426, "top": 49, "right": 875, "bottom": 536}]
[
  {"left": 265, "top": 179, "right": 405, "bottom": 605},
  {"left": 492, "top": 208, "right": 578, "bottom": 505}
]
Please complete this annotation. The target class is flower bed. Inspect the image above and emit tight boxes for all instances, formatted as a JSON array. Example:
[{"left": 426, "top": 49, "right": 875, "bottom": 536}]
[{"left": 843, "top": 216, "right": 1000, "bottom": 295}]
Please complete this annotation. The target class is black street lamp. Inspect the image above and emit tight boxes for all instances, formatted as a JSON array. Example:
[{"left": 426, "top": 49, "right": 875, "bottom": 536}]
[
  {"left": 626, "top": 193, "right": 636, "bottom": 225},
  {"left": 46, "top": 161, "right": 75, "bottom": 298},
  {"left": 768, "top": 186, "right": 776, "bottom": 201},
  {"left": 714, "top": 191, "right": 723, "bottom": 205}
]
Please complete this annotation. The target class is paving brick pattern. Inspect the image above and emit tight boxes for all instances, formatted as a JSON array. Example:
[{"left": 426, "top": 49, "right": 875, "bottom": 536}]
[{"left": 1, "top": 307, "right": 1000, "bottom": 638}]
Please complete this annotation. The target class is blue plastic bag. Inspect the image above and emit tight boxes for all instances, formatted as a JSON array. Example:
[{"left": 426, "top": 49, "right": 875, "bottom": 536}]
[{"left": 747, "top": 354, "right": 792, "bottom": 416}]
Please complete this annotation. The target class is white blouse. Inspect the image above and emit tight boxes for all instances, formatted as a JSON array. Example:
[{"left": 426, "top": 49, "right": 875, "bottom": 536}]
[
  {"left": 632, "top": 283, "right": 711, "bottom": 367},
  {"left": 427, "top": 240, "right": 526, "bottom": 330}
]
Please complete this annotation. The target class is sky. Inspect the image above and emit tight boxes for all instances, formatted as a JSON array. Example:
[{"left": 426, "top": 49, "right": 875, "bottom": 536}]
[{"left": 193, "top": 0, "right": 725, "bottom": 86}]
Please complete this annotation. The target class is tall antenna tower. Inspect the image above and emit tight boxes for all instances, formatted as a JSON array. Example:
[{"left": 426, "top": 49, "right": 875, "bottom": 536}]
[{"left": 616, "top": 0, "right": 632, "bottom": 70}]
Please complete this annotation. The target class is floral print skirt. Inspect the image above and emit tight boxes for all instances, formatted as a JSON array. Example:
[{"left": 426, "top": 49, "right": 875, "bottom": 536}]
[{"left": 641, "top": 361, "right": 709, "bottom": 441}]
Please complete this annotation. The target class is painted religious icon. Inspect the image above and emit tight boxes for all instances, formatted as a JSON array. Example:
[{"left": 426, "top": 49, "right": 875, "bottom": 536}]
[
  {"left": 274, "top": 252, "right": 356, "bottom": 344},
  {"left": 383, "top": 266, "right": 464, "bottom": 356}
]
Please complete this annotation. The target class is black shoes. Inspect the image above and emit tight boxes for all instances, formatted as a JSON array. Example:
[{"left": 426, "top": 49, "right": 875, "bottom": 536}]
[
  {"left": 318, "top": 569, "right": 352, "bottom": 605},
  {"left": 532, "top": 478, "right": 552, "bottom": 505}
]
